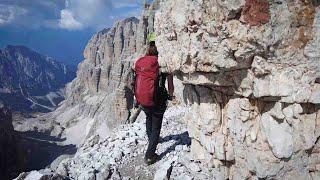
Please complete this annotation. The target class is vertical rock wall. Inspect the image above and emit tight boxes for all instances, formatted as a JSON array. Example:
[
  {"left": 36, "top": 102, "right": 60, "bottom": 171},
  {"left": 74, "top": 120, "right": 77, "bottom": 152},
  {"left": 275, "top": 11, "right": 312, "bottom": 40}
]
[{"left": 156, "top": 0, "right": 320, "bottom": 179}]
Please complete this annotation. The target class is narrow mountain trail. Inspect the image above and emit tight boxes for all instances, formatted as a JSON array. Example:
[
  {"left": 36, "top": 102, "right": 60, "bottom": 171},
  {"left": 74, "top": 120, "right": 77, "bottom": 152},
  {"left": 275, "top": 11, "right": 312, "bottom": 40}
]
[{"left": 45, "top": 105, "right": 216, "bottom": 180}]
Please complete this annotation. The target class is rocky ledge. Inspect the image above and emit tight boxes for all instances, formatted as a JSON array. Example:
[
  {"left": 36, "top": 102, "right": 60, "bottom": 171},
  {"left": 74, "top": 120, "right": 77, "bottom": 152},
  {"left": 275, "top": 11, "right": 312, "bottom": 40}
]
[{"left": 156, "top": 0, "right": 320, "bottom": 179}]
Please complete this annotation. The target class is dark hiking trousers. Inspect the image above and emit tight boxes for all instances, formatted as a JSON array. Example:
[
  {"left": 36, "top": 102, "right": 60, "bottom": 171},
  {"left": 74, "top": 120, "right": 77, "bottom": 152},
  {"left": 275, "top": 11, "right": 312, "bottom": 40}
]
[{"left": 142, "top": 105, "right": 165, "bottom": 159}]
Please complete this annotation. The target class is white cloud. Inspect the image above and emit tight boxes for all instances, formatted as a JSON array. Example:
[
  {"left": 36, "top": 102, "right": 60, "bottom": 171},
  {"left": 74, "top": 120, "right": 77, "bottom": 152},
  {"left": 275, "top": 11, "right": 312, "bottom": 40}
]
[
  {"left": 0, "top": 5, "right": 27, "bottom": 25},
  {"left": 0, "top": 0, "right": 143, "bottom": 30},
  {"left": 59, "top": 9, "right": 83, "bottom": 30},
  {"left": 57, "top": 0, "right": 143, "bottom": 30},
  {"left": 57, "top": 0, "right": 111, "bottom": 30}
]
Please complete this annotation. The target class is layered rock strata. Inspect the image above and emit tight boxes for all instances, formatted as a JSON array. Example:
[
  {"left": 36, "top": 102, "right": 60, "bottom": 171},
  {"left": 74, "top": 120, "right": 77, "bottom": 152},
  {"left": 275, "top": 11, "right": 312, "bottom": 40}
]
[{"left": 156, "top": 0, "right": 320, "bottom": 179}]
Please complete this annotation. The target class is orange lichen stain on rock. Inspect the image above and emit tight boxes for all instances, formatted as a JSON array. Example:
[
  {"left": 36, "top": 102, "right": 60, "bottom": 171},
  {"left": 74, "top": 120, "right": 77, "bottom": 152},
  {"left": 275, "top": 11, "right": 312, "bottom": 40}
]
[
  {"left": 292, "top": 3, "right": 316, "bottom": 49},
  {"left": 297, "top": 2, "right": 316, "bottom": 26},
  {"left": 242, "top": 0, "right": 270, "bottom": 26},
  {"left": 294, "top": 27, "right": 314, "bottom": 48}
]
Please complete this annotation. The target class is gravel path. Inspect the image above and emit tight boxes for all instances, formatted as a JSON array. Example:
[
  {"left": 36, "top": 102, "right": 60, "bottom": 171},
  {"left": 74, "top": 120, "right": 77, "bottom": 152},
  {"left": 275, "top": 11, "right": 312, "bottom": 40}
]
[{"left": 20, "top": 105, "right": 215, "bottom": 180}]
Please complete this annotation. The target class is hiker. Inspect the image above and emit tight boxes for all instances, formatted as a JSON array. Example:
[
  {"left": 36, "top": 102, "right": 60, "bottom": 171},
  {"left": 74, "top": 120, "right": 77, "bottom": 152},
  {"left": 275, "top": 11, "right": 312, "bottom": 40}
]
[{"left": 134, "top": 34, "right": 174, "bottom": 165}]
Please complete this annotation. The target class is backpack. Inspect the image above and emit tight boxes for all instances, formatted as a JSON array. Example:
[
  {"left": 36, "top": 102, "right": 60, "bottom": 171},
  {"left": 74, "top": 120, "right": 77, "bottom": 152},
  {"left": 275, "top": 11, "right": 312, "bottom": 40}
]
[
  {"left": 134, "top": 56, "right": 159, "bottom": 107},
  {"left": 134, "top": 56, "right": 170, "bottom": 108}
]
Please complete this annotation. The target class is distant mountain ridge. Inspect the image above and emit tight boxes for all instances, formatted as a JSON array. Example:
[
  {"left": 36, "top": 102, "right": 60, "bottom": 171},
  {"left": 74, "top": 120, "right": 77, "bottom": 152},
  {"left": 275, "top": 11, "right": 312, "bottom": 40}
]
[{"left": 0, "top": 45, "right": 76, "bottom": 112}]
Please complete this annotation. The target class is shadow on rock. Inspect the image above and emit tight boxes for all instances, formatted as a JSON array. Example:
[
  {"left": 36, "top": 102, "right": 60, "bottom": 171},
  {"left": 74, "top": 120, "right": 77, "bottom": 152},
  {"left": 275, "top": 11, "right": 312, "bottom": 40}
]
[
  {"left": 18, "top": 131, "right": 76, "bottom": 171},
  {"left": 20, "top": 131, "right": 67, "bottom": 142},
  {"left": 159, "top": 131, "right": 191, "bottom": 159}
]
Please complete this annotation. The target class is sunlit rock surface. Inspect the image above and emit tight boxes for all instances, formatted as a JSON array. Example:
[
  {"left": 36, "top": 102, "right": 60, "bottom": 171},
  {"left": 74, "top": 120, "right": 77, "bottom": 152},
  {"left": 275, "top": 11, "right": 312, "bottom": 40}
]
[{"left": 156, "top": 0, "right": 320, "bottom": 179}]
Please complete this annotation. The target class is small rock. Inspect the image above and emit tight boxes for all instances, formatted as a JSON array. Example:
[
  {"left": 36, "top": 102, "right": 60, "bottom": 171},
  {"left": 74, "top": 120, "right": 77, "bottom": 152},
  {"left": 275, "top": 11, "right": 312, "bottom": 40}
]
[
  {"left": 138, "top": 140, "right": 147, "bottom": 145},
  {"left": 182, "top": 146, "right": 190, "bottom": 152},
  {"left": 175, "top": 174, "right": 193, "bottom": 180},
  {"left": 21, "top": 171, "right": 43, "bottom": 180},
  {"left": 14, "top": 172, "right": 29, "bottom": 180},
  {"left": 175, "top": 145, "right": 183, "bottom": 151},
  {"left": 56, "top": 162, "right": 69, "bottom": 177},
  {"left": 112, "top": 150, "right": 123, "bottom": 162},
  {"left": 109, "top": 158, "right": 116, "bottom": 165},
  {"left": 78, "top": 172, "right": 95, "bottom": 180},
  {"left": 96, "top": 165, "right": 110, "bottom": 180},
  {"left": 186, "top": 162, "right": 201, "bottom": 172},
  {"left": 50, "top": 155, "right": 72, "bottom": 171},
  {"left": 122, "top": 147, "right": 132, "bottom": 155},
  {"left": 41, "top": 174, "right": 70, "bottom": 180},
  {"left": 154, "top": 160, "right": 174, "bottom": 180},
  {"left": 110, "top": 168, "right": 121, "bottom": 180}
]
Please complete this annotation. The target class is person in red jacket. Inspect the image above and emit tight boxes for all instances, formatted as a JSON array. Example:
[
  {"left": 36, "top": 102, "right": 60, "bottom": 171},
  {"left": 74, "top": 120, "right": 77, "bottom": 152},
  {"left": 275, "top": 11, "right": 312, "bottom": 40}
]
[{"left": 135, "top": 41, "right": 174, "bottom": 165}]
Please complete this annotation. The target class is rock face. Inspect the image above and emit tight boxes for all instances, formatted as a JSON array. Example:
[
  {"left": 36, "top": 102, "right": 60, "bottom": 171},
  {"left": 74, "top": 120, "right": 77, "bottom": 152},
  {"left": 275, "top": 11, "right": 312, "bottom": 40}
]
[
  {"left": 156, "top": 0, "right": 320, "bottom": 179},
  {"left": 0, "top": 102, "right": 26, "bottom": 179},
  {"left": 0, "top": 45, "right": 76, "bottom": 112}
]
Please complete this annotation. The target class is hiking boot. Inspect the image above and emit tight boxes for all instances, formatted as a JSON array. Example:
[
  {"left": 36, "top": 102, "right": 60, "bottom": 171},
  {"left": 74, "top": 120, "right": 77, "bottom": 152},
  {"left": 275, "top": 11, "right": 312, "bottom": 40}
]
[{"left": 144, "top": 154, "right": 159, "bottom": 165}]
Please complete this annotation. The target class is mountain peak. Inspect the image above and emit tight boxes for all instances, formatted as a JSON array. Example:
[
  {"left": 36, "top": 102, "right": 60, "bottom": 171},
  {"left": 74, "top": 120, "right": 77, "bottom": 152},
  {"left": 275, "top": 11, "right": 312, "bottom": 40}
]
[
  {"left": 5, "top": 45, "right": 33, "bottom": 53},
  {"left": 3, "top": 45, "right": 44, "bottom": 60}
]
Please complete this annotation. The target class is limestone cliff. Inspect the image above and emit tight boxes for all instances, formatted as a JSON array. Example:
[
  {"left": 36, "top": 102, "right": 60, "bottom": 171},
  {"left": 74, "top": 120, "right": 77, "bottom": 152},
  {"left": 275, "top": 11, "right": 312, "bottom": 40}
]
[{"left": 155, "top": 0, "right": 320, "bottom": 179}]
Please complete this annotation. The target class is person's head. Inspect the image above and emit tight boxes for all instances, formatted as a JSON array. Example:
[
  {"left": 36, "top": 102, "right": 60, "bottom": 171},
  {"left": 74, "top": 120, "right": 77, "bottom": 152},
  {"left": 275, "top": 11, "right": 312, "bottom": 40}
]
[{"left": 146, "top": 41, "right": 158, "bottom": 56}]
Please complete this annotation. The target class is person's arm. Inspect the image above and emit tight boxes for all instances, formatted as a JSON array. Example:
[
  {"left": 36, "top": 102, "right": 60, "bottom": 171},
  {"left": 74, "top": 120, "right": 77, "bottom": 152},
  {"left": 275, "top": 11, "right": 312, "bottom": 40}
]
[{"left": 167, "top": 74, "right": 174, "bottom": 97}]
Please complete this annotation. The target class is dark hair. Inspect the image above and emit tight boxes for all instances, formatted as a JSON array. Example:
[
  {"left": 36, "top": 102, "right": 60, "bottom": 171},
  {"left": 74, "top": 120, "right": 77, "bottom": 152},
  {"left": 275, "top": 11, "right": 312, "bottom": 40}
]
[
  {"left": 149, "top": 41, "right": 156, "bottom": 46},
  {"left": 146, "top": 43, "right": 158, "bottom": 56}
]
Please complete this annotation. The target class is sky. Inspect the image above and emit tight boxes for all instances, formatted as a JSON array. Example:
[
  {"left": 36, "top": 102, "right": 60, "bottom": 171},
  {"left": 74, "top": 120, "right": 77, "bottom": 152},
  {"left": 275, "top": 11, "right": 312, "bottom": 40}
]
[{"left": 0, "top": 0, "right": 148, "bottom": 65}]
